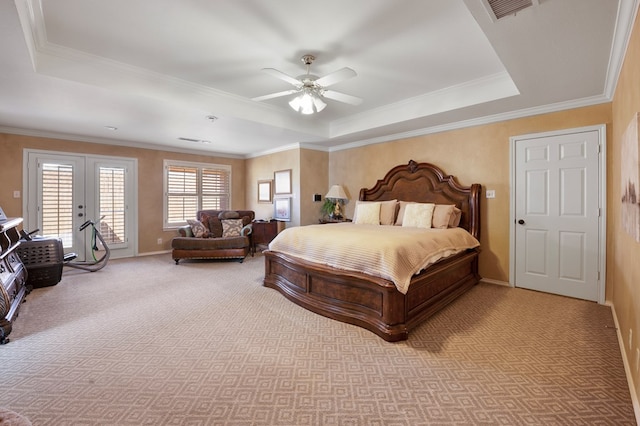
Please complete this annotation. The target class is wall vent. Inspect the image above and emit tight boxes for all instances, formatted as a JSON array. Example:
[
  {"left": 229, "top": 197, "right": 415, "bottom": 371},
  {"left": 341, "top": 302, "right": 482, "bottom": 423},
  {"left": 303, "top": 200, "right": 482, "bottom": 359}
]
[{"left": 485, "top": 0, "right": 537, "bottom": 20}]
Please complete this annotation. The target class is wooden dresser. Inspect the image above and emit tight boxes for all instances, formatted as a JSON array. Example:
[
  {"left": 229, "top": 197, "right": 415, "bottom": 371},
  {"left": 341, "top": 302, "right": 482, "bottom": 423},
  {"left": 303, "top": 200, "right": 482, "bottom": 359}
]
[{"left": 0, "top": 218, "right": 28, "bottom": 344}]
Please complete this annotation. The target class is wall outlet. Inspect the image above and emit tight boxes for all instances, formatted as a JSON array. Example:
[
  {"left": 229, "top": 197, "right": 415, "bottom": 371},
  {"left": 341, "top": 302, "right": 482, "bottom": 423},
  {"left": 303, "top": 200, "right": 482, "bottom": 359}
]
[
  {"left": 157, "top": 238, "right": 163, "bottom": 245},
  {"left": 630, "top": 329, "right": 633, "bottom": 349},
  {"left": 486, "top": 189, "right": 496, "bottom": 199}
]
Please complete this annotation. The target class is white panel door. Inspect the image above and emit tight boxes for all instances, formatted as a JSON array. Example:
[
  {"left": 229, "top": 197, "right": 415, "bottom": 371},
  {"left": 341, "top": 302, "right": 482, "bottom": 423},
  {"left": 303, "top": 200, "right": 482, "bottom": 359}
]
[{"left": 514, "top": 130, "right": 601, "bottom": 301}]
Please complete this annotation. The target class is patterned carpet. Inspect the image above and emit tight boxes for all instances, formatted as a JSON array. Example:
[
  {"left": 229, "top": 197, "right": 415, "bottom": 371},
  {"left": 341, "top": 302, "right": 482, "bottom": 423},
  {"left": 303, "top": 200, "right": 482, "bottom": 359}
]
[{"left": 0, "top": 253, "right": 635, "bottom": 425}]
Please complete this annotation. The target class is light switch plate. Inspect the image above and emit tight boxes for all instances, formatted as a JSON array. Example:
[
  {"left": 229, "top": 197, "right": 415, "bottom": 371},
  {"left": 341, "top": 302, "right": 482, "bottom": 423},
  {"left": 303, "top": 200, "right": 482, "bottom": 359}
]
[{"left": 486, "top": 189, "right": 496, "bottom": 199}]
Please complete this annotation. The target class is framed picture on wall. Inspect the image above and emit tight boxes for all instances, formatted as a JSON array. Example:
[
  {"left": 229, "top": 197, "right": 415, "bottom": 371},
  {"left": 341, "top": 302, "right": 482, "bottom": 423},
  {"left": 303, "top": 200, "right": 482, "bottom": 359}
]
[
  {"left": 274, "top": 169, "right": 292, "bottom": 195},
  {"left": 274, "top": 197, "right": 291, "bottom": 221},
  {"left": 257, "top": 179, "right": 273, "bottom": 203}
]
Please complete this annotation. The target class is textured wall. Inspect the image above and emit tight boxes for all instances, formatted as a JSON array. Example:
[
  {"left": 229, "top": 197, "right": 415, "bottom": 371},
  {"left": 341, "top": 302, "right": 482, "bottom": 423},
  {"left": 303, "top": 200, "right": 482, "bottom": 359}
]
[
  {"left": 611, "top": 8, "right": 640, "bottom": 403},
  {"left": 328, "top": 103, "right": 611, "bottom": 284},
  {"left": 245, "top": 148, "right": 300, "bottom": 227},
  {"left": 0, "top": 133, "right": 245, "bottom": 253}
]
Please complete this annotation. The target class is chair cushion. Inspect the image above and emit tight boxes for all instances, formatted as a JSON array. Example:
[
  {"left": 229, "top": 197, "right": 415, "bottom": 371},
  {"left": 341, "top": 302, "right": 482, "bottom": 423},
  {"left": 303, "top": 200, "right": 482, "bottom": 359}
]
[{"left": 171, "top": 236, "right": 249, "bottom": 250}]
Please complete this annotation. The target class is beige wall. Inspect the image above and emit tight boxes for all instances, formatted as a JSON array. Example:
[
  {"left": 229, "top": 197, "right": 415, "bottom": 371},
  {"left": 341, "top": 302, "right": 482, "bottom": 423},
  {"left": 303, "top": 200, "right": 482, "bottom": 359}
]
[
  {"left": 245, "top": 148, "right": 300, "bottom": 227},
  {"left": 611, "top": 7, "right": 640, "bottom": 401},
  {"left": 299, "top": 148, "right": 329, "bottom": 225},
  {"left": 328, "top": 103, "right": 611, "bottom": 285},
  {"left": 245, "top": 148, "right": 329, "bottom": 227},
  {"left": 0, "top": 133, "right": 245, "bottom": 253}
]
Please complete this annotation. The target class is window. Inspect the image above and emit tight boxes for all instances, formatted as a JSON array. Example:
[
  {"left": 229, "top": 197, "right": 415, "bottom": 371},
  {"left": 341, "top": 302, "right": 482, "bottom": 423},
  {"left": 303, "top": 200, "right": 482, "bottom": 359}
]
[
  {"left": 41, "top": 162, "right": 74, "bottom": 247},
  {"left": 99, "top": 166, "right": 126, "bottom": 245},
  {"left": 164, "top": 160, "right": 231, "bottom": 228}
]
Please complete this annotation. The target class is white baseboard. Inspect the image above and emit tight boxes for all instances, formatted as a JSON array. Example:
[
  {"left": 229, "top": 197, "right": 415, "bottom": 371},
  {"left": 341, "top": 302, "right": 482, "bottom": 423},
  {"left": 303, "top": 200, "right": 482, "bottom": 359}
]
[
  {"left": 137, "top": 250, "right": 171, "bottom": 256},
  {"left": 608, "top": 302, "right": 640, "bottom": 424}
]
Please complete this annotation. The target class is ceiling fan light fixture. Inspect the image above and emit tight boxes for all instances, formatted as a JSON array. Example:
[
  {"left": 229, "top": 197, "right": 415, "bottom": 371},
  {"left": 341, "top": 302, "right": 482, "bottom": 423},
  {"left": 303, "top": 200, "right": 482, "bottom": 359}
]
[{"left": 289, "top": 91, "right": 326, "bottom": 115}]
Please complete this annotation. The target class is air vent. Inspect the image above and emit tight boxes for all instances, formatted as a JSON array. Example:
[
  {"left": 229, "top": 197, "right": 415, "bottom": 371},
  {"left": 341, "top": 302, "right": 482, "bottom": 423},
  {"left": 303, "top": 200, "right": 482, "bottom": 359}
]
[
  {"left": 178, "top": 137, "right": 211, "bottom": 144},
  {"left": 486, "top": 0, "right": 536, "bottom": 19}
]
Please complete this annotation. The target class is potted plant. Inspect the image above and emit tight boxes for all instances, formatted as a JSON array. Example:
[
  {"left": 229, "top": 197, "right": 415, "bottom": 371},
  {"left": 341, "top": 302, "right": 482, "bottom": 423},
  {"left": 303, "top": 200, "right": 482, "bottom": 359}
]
[{"left": 321, "top": 198, "right": 336, "bottom": 218}]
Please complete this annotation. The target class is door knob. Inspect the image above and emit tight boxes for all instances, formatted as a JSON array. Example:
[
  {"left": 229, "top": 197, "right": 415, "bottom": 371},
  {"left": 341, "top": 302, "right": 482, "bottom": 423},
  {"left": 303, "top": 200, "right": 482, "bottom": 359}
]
[
  {"left": 78, "top": 213, "right": 84, "bottom": 217},
  {"left": 518, "top": 219, "right": 525, "bottom": 225}
]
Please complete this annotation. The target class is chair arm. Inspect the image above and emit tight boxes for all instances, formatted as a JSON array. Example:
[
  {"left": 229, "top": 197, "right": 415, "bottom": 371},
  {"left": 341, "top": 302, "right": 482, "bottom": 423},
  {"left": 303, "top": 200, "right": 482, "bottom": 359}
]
[
  {"left": 177, "top": 225, "right": 193, "bottom": 237},
  {"left": 241, "top": 224, "right": 252, "bottom": 236}
]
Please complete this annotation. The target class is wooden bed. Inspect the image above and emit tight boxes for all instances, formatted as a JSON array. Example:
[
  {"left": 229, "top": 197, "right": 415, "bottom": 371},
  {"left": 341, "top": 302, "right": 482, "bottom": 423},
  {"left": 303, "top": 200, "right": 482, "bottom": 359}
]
[{"left": 263, "top": 160, "right": 481, "bottom": 342}]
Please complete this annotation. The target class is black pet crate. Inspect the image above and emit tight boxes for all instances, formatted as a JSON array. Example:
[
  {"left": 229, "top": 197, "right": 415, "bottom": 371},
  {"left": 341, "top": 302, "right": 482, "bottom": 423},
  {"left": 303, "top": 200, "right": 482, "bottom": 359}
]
[{"left": 16, "top": 237, "right": 64, "bottom": 288}]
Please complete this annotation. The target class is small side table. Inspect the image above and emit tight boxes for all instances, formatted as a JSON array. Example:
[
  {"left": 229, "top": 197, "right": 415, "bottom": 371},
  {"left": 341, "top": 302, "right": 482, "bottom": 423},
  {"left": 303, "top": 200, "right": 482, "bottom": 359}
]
[{"left": 252, "top": 220, "right": 280, "bottom": 253}]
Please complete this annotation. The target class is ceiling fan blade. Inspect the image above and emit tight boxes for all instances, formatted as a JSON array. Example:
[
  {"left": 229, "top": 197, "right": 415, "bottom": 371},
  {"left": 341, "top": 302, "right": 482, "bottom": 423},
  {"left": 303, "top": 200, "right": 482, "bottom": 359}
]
[
  {"left": 322, "top": 90, "right": 363, "bottom": 106},
  {"left": 252, "top": 89, "right": 300, "bottom": 102},
  {"left": 315, "top": 67, "right": 357, "bottom": 87},
  {"left": 261, "top": 68, "right": 302, "bottom": 87}
]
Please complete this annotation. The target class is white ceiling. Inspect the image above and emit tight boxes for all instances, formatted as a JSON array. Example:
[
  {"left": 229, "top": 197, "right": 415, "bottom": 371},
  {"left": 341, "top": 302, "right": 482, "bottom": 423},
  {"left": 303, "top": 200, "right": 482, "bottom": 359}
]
[{"left": 0, "top": 0, "right": 636, "bottom": 157}]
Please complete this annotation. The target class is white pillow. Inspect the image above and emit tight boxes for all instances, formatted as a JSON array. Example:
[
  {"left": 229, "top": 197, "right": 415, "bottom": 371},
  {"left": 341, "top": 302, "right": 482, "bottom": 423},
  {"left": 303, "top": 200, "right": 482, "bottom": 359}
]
[
  {"left": 395, "top": 201, "right": 415, "bottom": 225},
  {"left": 402, "top": 203, "right": 435, "bottom": 229},
  {"left": 353, "top": 200, "right": 397, "bottom": 225},
  {"left": 354, "top": 202, "right": 381, "bottom": 225}
]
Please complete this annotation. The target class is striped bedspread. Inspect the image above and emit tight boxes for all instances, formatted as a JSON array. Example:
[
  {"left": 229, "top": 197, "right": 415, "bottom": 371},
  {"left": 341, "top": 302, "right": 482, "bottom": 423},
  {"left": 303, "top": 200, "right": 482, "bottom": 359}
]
[{"left": 267, "top": 223, "right": 480, "bottom": 294}]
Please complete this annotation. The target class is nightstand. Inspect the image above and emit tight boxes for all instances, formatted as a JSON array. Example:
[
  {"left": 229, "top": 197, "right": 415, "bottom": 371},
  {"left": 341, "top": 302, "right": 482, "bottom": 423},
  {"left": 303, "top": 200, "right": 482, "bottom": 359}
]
[
  {"left": 318, "top": 218, "right": 352, "bottom": 224},
  {"left": 252, "top": 220, "right": 280, "bottom": 252}
]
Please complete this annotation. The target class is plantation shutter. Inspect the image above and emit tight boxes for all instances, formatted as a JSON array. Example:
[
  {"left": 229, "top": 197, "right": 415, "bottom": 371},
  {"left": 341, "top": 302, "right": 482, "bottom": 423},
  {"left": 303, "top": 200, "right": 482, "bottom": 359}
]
[
  {"left": 202, "top": 168, "right": 230, "bottom": 210},
  {"left": 41, "top": 163, "right": 74, "bottom": 247},
  {"left": 165, "top": 162, "right": 230, "bottom": 226},
  {"left": 98, "top": 166, "right": 126, "bottom": 245}
]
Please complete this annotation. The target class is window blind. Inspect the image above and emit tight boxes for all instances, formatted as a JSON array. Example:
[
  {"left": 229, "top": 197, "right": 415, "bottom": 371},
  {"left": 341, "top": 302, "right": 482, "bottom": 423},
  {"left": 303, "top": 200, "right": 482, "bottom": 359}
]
[{"left": 165, "top": 162, "right": 230, "bottom": 226}]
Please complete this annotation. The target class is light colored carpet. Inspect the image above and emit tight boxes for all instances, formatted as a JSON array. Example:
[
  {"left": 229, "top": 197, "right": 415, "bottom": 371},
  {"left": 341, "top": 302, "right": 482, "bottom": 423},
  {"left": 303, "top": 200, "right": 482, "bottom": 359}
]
[{"left": 0, "top": 253, "right": 635, "bottom": 425}]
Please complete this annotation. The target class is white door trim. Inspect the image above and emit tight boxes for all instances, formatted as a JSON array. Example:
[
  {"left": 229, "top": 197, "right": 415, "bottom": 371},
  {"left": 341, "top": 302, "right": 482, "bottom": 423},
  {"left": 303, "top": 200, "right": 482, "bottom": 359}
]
[
  {"left": 509, "top": 124, "right": 607, "bottom": 304},
  {"left": 23, "top": 148, "right": 139, "bottom": 260}
]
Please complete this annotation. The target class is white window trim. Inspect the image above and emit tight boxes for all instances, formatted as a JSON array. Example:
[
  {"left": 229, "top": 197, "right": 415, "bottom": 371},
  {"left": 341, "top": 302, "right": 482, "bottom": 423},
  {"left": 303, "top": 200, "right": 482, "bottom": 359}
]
[{"left": 163, "top": 159, "right": 232, "bottom": 230}]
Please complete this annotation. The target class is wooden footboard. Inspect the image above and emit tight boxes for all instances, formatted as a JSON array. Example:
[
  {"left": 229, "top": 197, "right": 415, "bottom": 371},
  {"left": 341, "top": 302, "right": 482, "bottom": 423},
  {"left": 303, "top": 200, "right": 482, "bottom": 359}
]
[{"left": 263, "top": 248, "right": 480, "bottom": 342}]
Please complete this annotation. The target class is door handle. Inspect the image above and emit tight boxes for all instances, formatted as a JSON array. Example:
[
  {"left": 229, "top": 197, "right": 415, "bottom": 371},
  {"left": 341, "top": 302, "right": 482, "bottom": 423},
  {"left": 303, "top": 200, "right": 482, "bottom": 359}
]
[{"left": 518, "top": 219, "right": 525, "bottom": 225}]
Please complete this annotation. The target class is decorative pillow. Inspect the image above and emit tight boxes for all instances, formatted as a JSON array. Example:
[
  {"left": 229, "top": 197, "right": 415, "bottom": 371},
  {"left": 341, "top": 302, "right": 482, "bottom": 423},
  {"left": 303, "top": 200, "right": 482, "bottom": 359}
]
[
  {"left": 207, "top": 216, "right": 223, "bottom": 238},
  {"left": 395, "top": 201, "right": 416, "bottom": 226},
  {"left": 432, "top": 204, "right": 455, "bottom": 229},
  {"left": 221, "top": 219, "right": 244, "bottom": 237},
  {"left": 449, "top": 207, "right": 462, "bottom": 227},
  {"left": 402, "top": 203, "right": 435, "bottom": 229},
  {"left": 354, "top": 202, "right": 381, "bottom": 225},
  {"left": 219, "top": 211, "right": 240, "bottom": 220},
  {"left": 187, "top": 219, "right": 208, "bottom": 238},
  {"left": 198, "top": 213, "right": 212, "bottom": 230},
  {"left": 353, "top": 200, "right": 397, "bottom": 225}
]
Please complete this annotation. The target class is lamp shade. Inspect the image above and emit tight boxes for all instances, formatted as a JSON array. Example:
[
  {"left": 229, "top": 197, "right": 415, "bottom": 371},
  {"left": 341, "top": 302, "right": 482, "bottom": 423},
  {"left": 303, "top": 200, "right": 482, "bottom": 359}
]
[
  {"left": 289, "top": 91, "right": 326, "bottom": 115},
  {"left": 325, "top": 184, "right": 348, "bottom": 200}
]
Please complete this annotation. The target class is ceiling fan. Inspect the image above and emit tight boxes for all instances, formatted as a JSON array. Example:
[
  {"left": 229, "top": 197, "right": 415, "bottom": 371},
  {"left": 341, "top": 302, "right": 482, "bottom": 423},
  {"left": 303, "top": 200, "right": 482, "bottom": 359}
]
[{"left": 252, "top": 54, "right": 363, "bottom": 114}]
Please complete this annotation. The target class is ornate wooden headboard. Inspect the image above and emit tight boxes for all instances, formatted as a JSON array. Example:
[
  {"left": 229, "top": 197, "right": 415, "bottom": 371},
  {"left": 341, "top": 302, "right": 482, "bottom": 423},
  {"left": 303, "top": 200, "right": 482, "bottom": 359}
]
[{"left": 359, "top": 160, "right": 481, "bottom": 239}]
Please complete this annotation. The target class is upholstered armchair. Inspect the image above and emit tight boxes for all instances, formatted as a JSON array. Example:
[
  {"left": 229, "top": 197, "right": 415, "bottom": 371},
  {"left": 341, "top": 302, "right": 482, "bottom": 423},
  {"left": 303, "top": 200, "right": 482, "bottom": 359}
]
[{"left": 171, "top": 210, "right": 254, "bottom": 264}]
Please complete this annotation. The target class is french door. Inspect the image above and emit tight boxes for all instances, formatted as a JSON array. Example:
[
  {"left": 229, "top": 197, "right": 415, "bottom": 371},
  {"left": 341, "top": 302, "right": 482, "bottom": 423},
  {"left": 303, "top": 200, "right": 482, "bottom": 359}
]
[{"left": 24, "top": 150, "right": 138, "bottom": 260}]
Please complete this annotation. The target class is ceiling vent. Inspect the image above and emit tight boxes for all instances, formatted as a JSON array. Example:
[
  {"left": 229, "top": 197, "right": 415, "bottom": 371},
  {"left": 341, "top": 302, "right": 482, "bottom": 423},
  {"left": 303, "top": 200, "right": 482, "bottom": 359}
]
[{"left": 483, "top": 0, "right": 538, "bottom": 20}]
